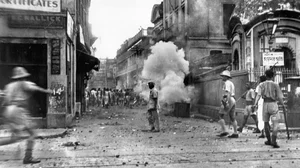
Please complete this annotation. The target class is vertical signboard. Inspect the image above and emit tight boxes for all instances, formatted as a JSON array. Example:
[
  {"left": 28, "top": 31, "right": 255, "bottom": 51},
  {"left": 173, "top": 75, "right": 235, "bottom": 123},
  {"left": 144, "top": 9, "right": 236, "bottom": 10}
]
[
  {"left": 51, "top": 39, "right": 61, "bottom": 75},
  {"left": 66, "top": 11, "right": 75, "bottom": 41}
]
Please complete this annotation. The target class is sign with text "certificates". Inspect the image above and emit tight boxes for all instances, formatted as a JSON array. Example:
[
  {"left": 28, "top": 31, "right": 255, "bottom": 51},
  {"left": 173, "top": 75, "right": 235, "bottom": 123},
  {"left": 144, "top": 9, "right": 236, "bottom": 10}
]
[
  {"left": 263, "top": 52, "right": 284, "bottom": 66},
  {"left": 0, "top": 0, "right": 61, "bottom": 13}
]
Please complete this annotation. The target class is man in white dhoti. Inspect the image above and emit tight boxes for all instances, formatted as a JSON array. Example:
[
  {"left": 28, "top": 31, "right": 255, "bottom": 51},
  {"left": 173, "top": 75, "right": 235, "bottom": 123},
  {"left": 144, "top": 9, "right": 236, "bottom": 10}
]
[{"left": 255, "top": 75, "right": 267, "bottom": 138}]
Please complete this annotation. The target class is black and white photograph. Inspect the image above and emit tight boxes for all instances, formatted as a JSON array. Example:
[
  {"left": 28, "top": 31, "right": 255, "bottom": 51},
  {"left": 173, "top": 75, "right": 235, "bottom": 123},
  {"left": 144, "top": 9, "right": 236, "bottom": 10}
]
[{"left": 1, "top": 0, "right": 300, "bottom": 167}]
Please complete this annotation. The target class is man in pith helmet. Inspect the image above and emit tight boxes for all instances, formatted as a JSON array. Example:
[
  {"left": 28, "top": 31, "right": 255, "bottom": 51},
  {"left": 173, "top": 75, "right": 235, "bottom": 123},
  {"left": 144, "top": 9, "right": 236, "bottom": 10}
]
[
  {"left": 0, "top": 67, "right": 52, "bottom": 164},
  {"left": 217, "top": 70, "right": 239, "bottom": 138}
]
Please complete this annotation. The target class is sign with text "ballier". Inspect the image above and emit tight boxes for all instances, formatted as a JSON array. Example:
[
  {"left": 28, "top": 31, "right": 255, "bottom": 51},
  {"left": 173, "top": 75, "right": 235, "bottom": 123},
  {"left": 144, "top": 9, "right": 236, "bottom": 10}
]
[
  {"left": 0, "top": 0, "right": 61, "bottom": 13},
  {"left": 262, "top": 52, "right": 284, "bottom": 66}
]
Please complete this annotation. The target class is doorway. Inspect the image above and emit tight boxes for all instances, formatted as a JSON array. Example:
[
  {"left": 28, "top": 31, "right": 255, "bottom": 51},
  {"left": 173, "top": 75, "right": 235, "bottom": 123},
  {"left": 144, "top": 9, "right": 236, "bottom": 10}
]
[
  {"left": 0, "top": 42, "right": 48, "bottom": 117},
  {"left": 274, "top": 47, "right": 295, "bottom": 70}
]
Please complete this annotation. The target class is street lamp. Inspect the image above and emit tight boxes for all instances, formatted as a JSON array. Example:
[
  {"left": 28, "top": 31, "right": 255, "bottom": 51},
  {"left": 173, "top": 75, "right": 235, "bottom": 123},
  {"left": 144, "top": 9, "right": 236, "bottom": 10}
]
[{"left": 262, "top": 18, "right": 279, "bottom": 44}]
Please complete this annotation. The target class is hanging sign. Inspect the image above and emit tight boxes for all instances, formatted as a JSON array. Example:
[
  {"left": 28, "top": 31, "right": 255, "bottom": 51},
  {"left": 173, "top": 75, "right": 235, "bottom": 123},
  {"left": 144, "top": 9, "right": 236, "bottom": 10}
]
[
  {"left": 66, "top": 11, "right": 75, "bottom": 41},
  {"left": 262, "top": 52, "right": 284, "bottom": 66}
]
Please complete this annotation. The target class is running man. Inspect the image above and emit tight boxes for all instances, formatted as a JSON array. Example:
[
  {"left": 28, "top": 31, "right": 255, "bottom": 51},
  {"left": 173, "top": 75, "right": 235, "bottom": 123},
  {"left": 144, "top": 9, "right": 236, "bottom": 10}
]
[
  {"left": 0, "top": 67, "right": 52, "bottom": 164},
  {"left": 238, "top": 82, "right": 259, "bottom": 133}
]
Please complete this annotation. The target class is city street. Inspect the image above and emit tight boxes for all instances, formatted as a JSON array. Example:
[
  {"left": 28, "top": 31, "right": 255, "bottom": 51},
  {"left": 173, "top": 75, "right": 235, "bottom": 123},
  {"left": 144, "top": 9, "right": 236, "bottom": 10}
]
[{"left": 1, "top": 105, "right": 300, "bottom": 168}]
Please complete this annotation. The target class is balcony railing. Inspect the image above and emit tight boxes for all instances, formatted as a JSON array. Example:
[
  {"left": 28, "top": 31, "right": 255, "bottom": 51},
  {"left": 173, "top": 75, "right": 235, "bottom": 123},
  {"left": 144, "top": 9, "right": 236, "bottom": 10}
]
[{"left": 117, "top": 29, "right": 149, "bottom": 56}]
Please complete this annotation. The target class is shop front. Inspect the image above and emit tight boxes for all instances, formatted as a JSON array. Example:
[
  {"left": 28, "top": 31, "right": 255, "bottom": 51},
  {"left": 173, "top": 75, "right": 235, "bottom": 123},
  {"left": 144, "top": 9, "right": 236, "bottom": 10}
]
[{"left": 0, "top": 8, "right": 76, "bottom": 128}]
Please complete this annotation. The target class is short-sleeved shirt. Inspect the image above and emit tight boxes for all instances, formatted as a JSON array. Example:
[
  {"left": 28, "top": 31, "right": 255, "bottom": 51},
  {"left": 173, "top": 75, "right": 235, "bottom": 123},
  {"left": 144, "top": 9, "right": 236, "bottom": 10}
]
[
  {"left": 255, "top": 83, "right": 263, "bottom": 93},
  {"left": 148, "top": 88, "right": 158, "bottom": 109},
  {"left": 245, "top": 88, "right": 255, "bottom": 101},
  {"left": 222, "top": 80, "right": 235, "bottom": 97},
  {"left": 4, "top": 81, "right": 39, "bottom": 103},
  {"left": 257, "top": 80, "right": 283, "bottom": 101}
]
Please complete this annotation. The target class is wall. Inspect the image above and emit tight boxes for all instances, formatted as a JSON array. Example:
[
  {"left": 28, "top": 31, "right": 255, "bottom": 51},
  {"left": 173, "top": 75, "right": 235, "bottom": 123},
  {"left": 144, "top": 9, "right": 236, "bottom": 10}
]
[{"left": 195, "top": 70, "right": 252, "bottom": 124}]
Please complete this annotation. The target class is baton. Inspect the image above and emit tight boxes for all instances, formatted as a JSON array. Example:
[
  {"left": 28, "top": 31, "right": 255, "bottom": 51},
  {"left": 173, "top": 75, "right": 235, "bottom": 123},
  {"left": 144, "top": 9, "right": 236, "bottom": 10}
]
[{"left": 282, "top": 106, "right": 290, "bottom": 139}]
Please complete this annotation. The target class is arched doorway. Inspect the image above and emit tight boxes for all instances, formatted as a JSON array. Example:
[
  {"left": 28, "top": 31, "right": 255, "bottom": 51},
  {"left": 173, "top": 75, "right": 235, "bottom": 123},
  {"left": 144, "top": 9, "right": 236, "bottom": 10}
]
[
  {"left": 274, "top": 47, "right": 295, "bottom": 70},
  {"left": 233, "top": 50, "right": 239, "bottom": 70}
]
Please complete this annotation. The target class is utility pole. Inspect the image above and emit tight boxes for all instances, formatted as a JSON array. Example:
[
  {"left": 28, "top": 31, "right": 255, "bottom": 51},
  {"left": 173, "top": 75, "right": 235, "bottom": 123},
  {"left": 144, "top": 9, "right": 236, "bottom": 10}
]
[{"left": 105, "top": 57, "right": 108, "bottom": 88}]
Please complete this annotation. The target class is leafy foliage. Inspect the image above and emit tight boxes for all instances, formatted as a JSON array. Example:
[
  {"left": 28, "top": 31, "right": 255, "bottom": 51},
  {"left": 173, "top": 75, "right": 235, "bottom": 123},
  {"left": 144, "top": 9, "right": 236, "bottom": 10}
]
[{"left": 233, "top": 0, "right": 300, "bottom": 24}]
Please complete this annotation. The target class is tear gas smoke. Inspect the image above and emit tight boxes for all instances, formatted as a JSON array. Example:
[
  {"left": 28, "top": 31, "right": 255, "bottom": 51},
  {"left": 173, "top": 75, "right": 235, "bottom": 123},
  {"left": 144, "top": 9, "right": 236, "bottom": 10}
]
[{"left": 137, "top": 41, "right": 196, "bottom": 104}]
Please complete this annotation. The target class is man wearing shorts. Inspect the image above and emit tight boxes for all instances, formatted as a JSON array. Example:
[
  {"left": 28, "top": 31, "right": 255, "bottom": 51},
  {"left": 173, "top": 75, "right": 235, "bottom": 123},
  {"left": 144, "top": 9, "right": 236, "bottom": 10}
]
[
  {"left": 238, "top": 82, "right": 259, "bottom": 133},
  {"left": 0, "top": 67, "right": 52, "bottom": 164},
  {"left": 254, "top": 69, "right": 286, "bottom": 148},
  {"left": 217, "top": 70, "right": 238, "bottom": 138}
]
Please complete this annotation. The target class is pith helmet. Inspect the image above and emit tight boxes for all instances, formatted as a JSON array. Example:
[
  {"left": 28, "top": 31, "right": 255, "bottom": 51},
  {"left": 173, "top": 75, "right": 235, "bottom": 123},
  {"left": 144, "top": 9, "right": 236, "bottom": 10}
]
[
  {"left": 11, "top": 67, "right": 31, "bottom": 79},
  {"left": 220, "top": 70, "right": 231, "bottom": 78}
]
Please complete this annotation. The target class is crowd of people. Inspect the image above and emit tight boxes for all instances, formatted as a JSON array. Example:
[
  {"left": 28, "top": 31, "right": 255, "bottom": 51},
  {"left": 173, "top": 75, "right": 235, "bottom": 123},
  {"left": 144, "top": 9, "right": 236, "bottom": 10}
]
[
  {"left": 84, "top": 88, "right": 146, "bottom": 111},
  {"left": 0, "top": 66, "right": 288, "bottom": 165}
]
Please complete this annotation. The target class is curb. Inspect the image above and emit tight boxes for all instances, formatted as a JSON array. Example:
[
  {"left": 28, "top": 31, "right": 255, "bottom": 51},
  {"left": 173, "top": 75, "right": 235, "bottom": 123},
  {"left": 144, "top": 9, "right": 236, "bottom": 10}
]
[{"left": 36, "top": 130, "right": 70, "bottom": 139}]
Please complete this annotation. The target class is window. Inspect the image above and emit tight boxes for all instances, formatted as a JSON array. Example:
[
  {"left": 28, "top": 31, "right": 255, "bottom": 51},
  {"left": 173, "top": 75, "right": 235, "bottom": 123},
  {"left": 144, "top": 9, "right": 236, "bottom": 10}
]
[
  {"left": 210, "top": 50, "right": 222, "bottom": 55},
  {"left": 223, "top": 4, "right": 236, "bottom": 35},
  {"left": 0, "top": 43, "right": 47, "bottom": 65}
]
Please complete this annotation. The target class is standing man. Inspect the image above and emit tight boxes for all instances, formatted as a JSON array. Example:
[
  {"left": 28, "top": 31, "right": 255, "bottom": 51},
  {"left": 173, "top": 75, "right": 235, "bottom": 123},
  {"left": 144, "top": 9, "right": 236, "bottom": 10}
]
[
  {"left": 238, "top": 82, "right": 260, "bottom": 133},
  {"left": 255, "top": 75, "right": 267, "bottom": 138},
  {"left": 85, "top": 88, "right": 90, "bottom": 111},
  {"left": 254, "top": 69, "right": 286, "bottom": 148},
  {"left": 147, "top": 82, "right": 160, "bottom": 132},
  {"left": 217, "top": 70, "right": 238, "bottom": 138},
  {"left": 0, "top": 67, "right": 52, "bottom": 164}
]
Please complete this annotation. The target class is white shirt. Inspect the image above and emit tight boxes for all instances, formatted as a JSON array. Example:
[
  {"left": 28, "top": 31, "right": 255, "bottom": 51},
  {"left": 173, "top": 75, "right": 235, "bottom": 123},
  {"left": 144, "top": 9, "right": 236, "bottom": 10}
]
[{"left": 222, "top": 80, "right": 235, "bottom": 97}]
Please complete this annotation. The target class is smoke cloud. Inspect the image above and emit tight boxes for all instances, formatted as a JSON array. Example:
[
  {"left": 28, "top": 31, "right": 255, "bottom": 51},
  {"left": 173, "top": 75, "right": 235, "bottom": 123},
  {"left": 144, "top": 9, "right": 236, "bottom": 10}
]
[{"left": 139, "top": 41, "right": 194, "bottom": 104}]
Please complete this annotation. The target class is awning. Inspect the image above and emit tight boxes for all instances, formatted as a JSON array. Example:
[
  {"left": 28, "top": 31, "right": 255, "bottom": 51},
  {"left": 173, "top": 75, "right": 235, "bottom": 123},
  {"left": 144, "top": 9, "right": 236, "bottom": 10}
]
[
  {"left": 76, "top": 32, "right": 100, "bottom": 72},
  {"left": 77, "top": 50, "right": 100, "bottom": 72}
]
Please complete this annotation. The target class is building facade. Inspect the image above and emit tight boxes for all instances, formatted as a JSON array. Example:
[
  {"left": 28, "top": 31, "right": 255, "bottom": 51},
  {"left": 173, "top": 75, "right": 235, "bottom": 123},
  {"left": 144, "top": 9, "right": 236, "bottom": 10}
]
[
  {"left": 88, "top": 58, "right": 117, "bottom": 89},
  {"left": 0, "top": 0, "right": 99, "bottom": 128},
  {"left": 151, "top": 0, "right": 239, "bottom": 74},
  {"left": 116, "top": 28, "right": 153, "bottom": 89},
  {"left": 229, "top": 0, "right": 300, "bottom": 75}
]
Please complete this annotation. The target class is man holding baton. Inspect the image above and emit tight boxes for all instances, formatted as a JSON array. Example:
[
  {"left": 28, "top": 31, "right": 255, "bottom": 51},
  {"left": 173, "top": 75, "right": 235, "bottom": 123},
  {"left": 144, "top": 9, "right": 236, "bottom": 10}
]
[{"left": 254, "top": 69, "right": 286, "bottom": 148}]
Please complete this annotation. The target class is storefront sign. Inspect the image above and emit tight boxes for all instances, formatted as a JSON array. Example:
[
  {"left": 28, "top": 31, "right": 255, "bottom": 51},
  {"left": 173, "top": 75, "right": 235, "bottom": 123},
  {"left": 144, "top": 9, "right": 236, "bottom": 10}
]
[
  {"left": 8, "top": 14, "right": 65, "bottom": 29},
  {"left": 0, "top": 0, "right": 61, "bottom": 12},
  {"left": 51, "top": 39, "right": 61, "bottom": 75},
  {"left": 263, "top": 52, "right": 284, "bottom": 66},
  {"left": 276, "top": 37, "right": 289, "bottom": 43}
]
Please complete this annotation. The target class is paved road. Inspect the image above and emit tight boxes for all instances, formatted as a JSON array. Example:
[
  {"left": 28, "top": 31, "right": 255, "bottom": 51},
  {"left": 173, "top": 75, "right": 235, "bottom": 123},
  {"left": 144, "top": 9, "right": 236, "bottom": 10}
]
[{"left": 1, "top": 105, "right": 300, "bottom": 168}]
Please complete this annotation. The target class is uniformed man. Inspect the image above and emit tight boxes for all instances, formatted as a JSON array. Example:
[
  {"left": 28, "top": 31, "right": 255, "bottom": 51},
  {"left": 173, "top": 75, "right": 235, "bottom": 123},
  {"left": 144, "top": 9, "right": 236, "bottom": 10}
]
[
  {"left": 147, "top": 82, "right": 160, "bottom": 132},
  {"left": 254, "top": 69, "right": 286, "bottom": 148},
  {"left": 217, "top": 70, "right": 239, "bottom": 138},
  {"left": 0, "top": 67, "right": 52, "bottom": 164}
]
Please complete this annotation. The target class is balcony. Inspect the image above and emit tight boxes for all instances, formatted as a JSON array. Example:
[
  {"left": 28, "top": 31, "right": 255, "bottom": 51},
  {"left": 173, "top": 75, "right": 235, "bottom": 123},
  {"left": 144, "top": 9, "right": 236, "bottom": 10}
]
[{"left": 117, "top": 29, "right": 150, "bottom": 56}]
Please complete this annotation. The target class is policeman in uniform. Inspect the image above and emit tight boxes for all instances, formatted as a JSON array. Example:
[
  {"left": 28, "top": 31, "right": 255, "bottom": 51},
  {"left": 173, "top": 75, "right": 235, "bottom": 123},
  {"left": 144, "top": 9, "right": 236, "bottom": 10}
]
[
  {"left": 254, "top": 69, "right": 286, "bottom": 148},
  {"left": 0, "top": 67, "right": 52, "bottom": 164},
  {"left": 217, "top": 70, "right": 239, "bottom": 138}
]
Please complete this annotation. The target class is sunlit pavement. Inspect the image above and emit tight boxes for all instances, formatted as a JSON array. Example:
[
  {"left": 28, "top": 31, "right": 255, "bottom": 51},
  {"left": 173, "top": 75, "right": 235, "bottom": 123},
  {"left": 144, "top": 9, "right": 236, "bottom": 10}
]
[{"left": 1, "top": 105, "right": 300, "bottom": 168}]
